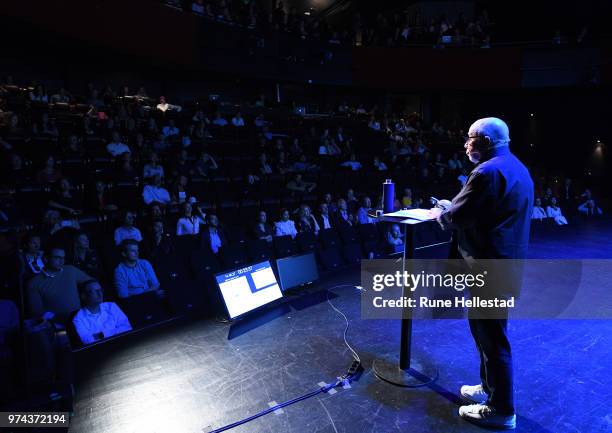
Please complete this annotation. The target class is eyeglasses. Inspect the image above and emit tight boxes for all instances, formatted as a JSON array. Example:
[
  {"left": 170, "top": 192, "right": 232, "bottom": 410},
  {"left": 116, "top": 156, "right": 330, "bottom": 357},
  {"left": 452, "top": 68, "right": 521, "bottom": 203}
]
[{"left": 466, "top": 135, "right": 484, "bottom": 140}]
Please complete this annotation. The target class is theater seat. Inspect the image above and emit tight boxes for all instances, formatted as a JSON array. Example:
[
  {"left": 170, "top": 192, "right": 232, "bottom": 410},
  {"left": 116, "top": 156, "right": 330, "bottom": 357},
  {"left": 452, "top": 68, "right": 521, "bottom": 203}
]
[
  {"left": 296, "top": 231, "right": 317, "bottom": 253},
  {"left": 319, "top": 247, "right": 345, "bottom": 270},
  {"left": 273, "top": 235, "right": 298, "bottom": 258},
  {"left": 247, "top": 239, "right": 273, "bottom": 261},
  {"left": 319, "top": 228, "right": 341, "bottom": 249}
]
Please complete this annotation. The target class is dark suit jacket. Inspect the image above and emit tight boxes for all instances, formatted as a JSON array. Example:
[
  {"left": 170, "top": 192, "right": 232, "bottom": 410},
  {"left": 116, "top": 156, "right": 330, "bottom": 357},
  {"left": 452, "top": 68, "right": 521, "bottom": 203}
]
[
  {"left": 440, "top": 147, "right": 533, "bottom": 296},
  {"left": 331, "top": 209, "right": 353, "bottom": 229}
]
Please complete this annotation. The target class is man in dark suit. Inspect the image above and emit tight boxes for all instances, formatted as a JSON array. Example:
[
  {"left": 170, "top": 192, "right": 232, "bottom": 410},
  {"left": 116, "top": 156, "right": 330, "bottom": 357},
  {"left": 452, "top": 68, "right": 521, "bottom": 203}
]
[
  {"left": 432, "top": 117, "right": 533, "bottom": 430},
  {"left": 331, "top": 199, "right": 353, "bottom": 228}
]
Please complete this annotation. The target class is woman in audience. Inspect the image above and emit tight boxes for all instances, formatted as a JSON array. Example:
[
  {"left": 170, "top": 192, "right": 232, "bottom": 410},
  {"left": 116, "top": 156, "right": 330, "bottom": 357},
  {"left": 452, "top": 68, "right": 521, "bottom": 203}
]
[
  {"left": 69, "top": 231, "right": 102, "bottom": 279},
  {"left": 258, "top": 153, "right": 273, "bottom": 175},
  {"left": 142, "top": 219, "right": 174, "bottom": 262},
  {"left": 296, "top": 204, "right": 320, "bottom": 235},
  {"left": 143, "top": 152, "right": 164, "bottom": 180},
  {"left": 18, "top": 232, "right": 44, "bottom": 283},
  {"left": 274, "top": 208, "right": 297, "bottom": 239},
  {"left": 531, "top": 197, "right": 548, "bottom": 221},
  {"left": 253, "top": 210, "right": 273, "bottom": 243},
  {"left": 171, "top": 175, "right": 195, "bottom": 204},
  {"left": 114, "top": 210, "right": 142, "bottom": 246},
  {"left": 195, "top": 151, "right": 219, "bottom": 178},
  {"left": 545, "top": 197, "right": 568, "bottom": 225},
  {"left": 37, "top": 155, "right": 63, "bottom": 185},
  {"left": 48, "top": 178, "right": 82, "bottom": 217},
  {"left": 401, "top": 187, "right": 413, "bottom": 208},
  {"left": 176, "top": 202, "right": 206, "bottom": 236},
  {"left": 88, "top": 180, "right": 118, "bottom": 214},
  {"left": 114, "top": 152, "right": 138, "bottom": 183}
]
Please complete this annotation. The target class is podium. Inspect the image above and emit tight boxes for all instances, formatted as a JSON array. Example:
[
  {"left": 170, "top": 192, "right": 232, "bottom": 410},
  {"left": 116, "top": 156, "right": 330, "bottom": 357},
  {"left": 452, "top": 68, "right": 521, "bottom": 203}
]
[{"left": 372, "top": 214, "right": 452, "bottom": 387}]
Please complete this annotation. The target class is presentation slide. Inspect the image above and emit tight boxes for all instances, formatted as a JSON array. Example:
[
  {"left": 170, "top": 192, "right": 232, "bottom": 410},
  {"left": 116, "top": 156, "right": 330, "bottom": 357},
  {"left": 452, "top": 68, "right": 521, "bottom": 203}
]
[{"left": 215, "top": 261, "right": 283, "bottom": 319}]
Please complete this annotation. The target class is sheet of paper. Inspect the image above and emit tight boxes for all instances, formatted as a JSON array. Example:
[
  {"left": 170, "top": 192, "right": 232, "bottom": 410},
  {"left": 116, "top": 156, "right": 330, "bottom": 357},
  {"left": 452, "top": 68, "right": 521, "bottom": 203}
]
[{"left": 383, "top": 208, "right": 435, "bottom": 221}]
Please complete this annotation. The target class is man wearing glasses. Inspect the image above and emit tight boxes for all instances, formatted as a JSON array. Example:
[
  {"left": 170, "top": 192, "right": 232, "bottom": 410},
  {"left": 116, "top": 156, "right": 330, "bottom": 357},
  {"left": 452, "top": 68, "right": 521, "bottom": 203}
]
[
  {"left": 430, "top": 117, "right": 534, "bottom": 429},
  {"left": 27, "top": 247, "right": 92, "bottom": 324}
]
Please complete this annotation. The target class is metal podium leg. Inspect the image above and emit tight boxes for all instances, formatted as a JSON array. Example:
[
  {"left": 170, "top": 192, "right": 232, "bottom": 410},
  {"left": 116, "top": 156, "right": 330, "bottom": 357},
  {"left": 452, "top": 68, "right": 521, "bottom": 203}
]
[{"left": 373, "top": 222, "right": 438, "bottom": 387}]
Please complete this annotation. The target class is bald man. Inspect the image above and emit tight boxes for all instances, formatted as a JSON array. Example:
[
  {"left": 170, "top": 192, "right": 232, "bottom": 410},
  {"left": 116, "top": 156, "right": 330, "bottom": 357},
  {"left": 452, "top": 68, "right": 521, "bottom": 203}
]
[{"left": 431, "top": 117, "right": 533, "bottom": 429}]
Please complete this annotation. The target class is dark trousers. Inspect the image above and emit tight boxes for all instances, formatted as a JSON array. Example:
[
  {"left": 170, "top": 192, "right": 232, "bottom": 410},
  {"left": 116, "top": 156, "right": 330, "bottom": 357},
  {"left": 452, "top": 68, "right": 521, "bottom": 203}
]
[{"left": 467, "top": 306, "right": 514, "bottom": 415}]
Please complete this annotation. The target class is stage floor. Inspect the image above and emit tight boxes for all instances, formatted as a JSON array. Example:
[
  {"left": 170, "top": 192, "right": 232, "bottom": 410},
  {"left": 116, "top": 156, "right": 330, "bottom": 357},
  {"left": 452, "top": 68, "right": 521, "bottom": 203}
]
[{"left": 70, "top": 218, "right": 612, "bottom": 433}]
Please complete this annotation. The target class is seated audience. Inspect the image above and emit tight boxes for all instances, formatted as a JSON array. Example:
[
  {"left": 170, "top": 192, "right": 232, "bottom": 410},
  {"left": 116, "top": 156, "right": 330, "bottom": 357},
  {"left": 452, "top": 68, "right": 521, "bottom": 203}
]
[
  {"left": 332, "top": 199, "right": 354, "bottom": 227},
  {"left": 143, "top": 152, "right": 165, "bottom": 180},
  {"left": 142, "top": 219, "right": 174, "bottom": 262},
  {"left": 88, "top": 180, "right": 118, "bottom": 213},
  {"left": 48, "top": 178, "right": 82, "bottom": 217},
  {"left": 316, "top": 203, "right": 333, "bottom": 229},
  {"left": 162, "top": 119, "right": 180, "bottom": 138},
  {"left": 176, "top": 202, "right": 206, "bottom": 236},
  {"left": 156, "top": 96, "right": 182, "bottom": 113},
  {"left": 212, "top": 112, "right": 228, "bottom": 127},
  {"left": 69, "top": 231, "right": 101, "bottom": 279},
  {"left": 142, "top": 175, "right": 171, "bottom": 206},
  {"left": 372, "top": 156, "right": 388, "bottom": 171},
  {"left": 114, "top": 210, "right": 142, "bottom": 246},
  {"left": 114, "top": 240, "right": 163, "bottom": 298},
  {"left": 401, "top": 188, "right": 413, "bottom": 208},
  {"left": 27, "top": 247, "right": 91, "bottom": 322},
  {"left": 253, "top": 210, "right": 273, "bottom": 243},
  {"left": 286, "top": 173, "right": 316, "bottom": 194},
  {"left": 114, "top": 153, "right": 138, "bottom": 183},
  {"left": 578, "top": 198, "right": 603, "bottom": 216},
  {"left": 546, "top": 197, "right": 568, "bottom": 225},
  {"left": 73, "top": 280, "right": 132, "bottom": 345},
  {"left": 231, "top": 112, "right": 245, "bottom": 127},
  {"left": 106, "top": 131, "right": 131, "bottom": 157},
  {"left": 385, "top": 223, "right": 404, "bottom": 254},
  {"left": 37, "top": 155, "right": 63, "bottom": 185},
  {"left": 532, "top": 198, "right": 548, "bottom": 221},
  {"left": 274, "top": 209, "right": 298, "bottom": 238},
  {"left": 195, "top": 151, "right": 219, "bottom": 177},
  {"left": 18, "top": 232, "right": 44, "bottom": 282},
  {"left": 201, "top": 214, "right": 228, "bottom": 254},
  {"left": 341, "top": 154, "right": 362, "bottom": 171},
  {"left": 297, "top": 204, "right": 320, "bottom": 235},
  {"left": 356, "top": 196, "right": 376, "bottom": 224}
]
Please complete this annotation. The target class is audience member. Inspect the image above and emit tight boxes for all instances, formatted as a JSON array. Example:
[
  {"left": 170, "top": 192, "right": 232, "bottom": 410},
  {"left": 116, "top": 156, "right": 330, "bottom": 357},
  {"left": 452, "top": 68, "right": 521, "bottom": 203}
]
[
  {"left": 274, "top": 208, "right": 298, "bottom": 238},
  {"left": 315, "top": 203, "right": 333, "bottom": 229},
  {"left": 114, "top": 240, "right": 163, "bottom": 298},
  {"left": 142, "top": 175, "right": 171, "bottom": 206},
  {"left": 201, "top": 214, "right": 228, "bottom": 254},
  {"left": 143, "top": 152, "right": 165, "bottom": 180},
  {"left": 356, "top": 196, "right": 376, "bottom": 224},
  {"left": 333, "top": 198, "right": 354, "bottom": 227},
  {"left": 27, "top": 247, "right": 91, "bottom": 322},
  {"left": 73, "top": 280, "right": 132, "bottom": 345},
  {"left": 37, "top": 155, "right": 63, "bottom": 185},
  {"left": 546, "top": 197, "right": 568, "bottom": 225},
  {"left": 176, "top": 202, "right": 206, "bottom": 236},
  {"left": 69, "top": 231, "right": 102, "bottom": 279},
  {"left": 532, "top": 198, "right": 548, "bottom": 221},
  {"left": 385, "top": 223, "right": 404, "bottom": 254},
  {"left": 48, "top": 178, "right": 82, "bottom": 217},
  {"left": 106, "top": 131, "right": 131, "bottom": 157},
  {"left": 253, "top": 210, "right": 273, "bottom": 243},
  {"left": 114, "top": 210, "right": 142, "bottom": 246},
  {"left": 18, "top": 232, "right": 44, "bottom": 282}
]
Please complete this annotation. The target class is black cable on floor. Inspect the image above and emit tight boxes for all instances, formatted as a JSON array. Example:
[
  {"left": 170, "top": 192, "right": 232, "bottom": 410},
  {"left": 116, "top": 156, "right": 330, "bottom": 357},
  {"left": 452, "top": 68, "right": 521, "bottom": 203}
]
[{"left": 207, "top": 283, "right": 362, "bottom": 433}]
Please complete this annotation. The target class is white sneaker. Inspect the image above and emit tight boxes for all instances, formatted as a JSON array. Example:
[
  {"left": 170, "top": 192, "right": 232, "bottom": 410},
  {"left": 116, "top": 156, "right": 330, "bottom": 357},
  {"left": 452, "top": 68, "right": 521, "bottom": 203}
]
[
  {"left": 460, "top": 383, "right": 488, "bottom": 404},
  {"left": 458, "top": 404, "right": 516, "bottom": 430}
]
